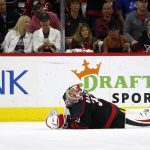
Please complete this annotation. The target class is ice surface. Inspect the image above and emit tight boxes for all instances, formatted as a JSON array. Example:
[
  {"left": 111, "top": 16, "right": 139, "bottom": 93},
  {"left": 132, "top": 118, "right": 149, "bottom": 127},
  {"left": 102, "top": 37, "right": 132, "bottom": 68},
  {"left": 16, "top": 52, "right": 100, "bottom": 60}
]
[{"left": 0, "top": 122, "right": 149, "bottom": 150}]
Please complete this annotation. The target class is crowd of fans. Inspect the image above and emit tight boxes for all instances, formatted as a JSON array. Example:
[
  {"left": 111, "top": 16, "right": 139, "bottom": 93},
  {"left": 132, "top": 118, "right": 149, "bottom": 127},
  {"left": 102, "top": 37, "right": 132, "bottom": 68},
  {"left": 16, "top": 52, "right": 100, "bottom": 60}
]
[{"left": 0, "top": 0, "right": 150, "bottom": 53}]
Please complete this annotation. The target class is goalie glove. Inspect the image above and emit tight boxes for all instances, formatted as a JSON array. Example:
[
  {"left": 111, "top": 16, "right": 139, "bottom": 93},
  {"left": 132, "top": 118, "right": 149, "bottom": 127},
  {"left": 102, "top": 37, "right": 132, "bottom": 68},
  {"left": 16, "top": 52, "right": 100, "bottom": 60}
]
[{"left": 46, "top": 110, "right": 68, "bottom": 129}]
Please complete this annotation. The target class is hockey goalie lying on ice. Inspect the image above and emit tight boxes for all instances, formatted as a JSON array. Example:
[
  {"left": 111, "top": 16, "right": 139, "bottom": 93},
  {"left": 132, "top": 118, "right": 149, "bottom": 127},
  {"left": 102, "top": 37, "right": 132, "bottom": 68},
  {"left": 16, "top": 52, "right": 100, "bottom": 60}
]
[
  {"left": 46, "top": 84, "right": 125, "bottom": 129},
  {"left": 46, "top": 84, "right": 150, "bottom": 129}
]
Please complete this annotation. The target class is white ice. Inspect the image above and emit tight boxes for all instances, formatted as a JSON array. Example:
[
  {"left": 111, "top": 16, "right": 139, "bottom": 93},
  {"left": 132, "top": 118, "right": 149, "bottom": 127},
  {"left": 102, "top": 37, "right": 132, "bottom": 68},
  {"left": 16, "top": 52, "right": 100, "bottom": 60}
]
[{"left": 0, "top": 122, "right": 150, "bottom": 150}]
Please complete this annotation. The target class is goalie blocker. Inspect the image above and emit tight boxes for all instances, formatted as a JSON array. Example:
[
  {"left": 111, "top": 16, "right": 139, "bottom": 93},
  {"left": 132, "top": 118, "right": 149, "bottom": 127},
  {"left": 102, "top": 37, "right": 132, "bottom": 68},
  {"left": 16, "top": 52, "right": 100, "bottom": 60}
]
[{"left": 46, "top": 84, "right": 125, "bottom": 129}]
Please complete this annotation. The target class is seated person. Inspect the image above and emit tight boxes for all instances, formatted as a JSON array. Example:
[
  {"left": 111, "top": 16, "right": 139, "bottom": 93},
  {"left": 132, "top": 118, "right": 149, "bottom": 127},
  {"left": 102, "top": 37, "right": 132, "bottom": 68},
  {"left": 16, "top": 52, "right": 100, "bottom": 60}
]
[
  {"left": 33, "top": 12, "right": 61, "bottom": 53},
  {"left": 124, "top": 0, "right": 150, "bottom": 46},
  {"left": 29, "top": 0, "right": 61, "bottom": 33},
  {"left": 103, "top": 22, "right": 130, "bottom": 53},
  {"left": 132, "top": 17, "right": 150, "bottom": 52},
  {"left": 67, "top": 23, "right": 100, "bottom": 52},
  {"left": 65, "top": 0, "right": 87, "bottom": 48},
  {"left": 3, "top": 15, "right": 33, "bottom": 53},
  {"left": 94, "top": 2, "right": 123, "bottom": 40},
  {"left": 23, "top": 0, "right": 53, "bottom": 17}
]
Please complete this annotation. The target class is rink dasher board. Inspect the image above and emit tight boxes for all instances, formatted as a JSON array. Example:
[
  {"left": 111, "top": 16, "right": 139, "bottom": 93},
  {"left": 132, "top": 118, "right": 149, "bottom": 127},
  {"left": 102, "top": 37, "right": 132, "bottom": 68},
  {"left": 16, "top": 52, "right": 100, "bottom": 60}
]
[{"left": 0, "top": 55, "right": 150, "bottom": 121}]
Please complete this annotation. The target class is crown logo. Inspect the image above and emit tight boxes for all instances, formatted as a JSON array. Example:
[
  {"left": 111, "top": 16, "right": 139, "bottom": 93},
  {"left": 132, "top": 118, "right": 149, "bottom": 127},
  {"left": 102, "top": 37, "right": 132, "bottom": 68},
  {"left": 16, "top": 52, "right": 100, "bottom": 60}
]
[{"left": 71, "top": 59, "right": 101, "bottom": 80}]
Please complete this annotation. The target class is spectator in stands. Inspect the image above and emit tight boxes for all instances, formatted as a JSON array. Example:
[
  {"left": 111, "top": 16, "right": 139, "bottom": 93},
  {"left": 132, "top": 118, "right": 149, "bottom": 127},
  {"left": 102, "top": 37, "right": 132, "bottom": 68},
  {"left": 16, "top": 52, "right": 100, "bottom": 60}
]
[
  {"left": 3, "top": 15, "right": 33, "bottom": 53},
  {"left": 86, "top": 0, "right": 116, "bottom": 34},
  {"left": 33, "top": 12, "right": 61, "bottom": 53},
  {"left": 65, "top": 0, "right": 86, "bottom": 48},
  {"left": 103, "top": 22, "right": 130, "bottom": 52},
  {"left": 124, "top": 0, "right": 150, "bottom": 46},
  {"left": 0, "top": 0, "right": 20, "bottom": 52},
  {"left": 115, "top": 0, "right": 137, "bottom": 22},
  {"left": 132, "top": 17, "right": 150, "bottom": 52},
  {"left": 68, "top": 23, "right": 100, "bottom": 52},
  {"left": 29, "top": 0, "right": 60, "bottom": 33},
  {"left": 94, "top": 2, "right": 123, "bottom": 40},
  {"left": 23, "top": 0, "right": 53, "bottom": 17}
]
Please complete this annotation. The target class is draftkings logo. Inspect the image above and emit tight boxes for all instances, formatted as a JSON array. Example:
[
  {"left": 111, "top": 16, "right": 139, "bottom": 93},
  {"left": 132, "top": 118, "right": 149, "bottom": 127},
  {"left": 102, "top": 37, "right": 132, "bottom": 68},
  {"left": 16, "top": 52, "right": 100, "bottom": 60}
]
[{"left": 71, "top": 59, "right": 150, "bottom": 104}]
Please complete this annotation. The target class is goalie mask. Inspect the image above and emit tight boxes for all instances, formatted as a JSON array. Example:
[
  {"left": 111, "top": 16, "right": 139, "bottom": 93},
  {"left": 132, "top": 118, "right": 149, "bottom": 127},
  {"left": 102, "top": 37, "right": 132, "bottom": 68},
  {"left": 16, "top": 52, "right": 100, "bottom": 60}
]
[{"left": 64, "top": 84, "right": 83, "bottom": 107}]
